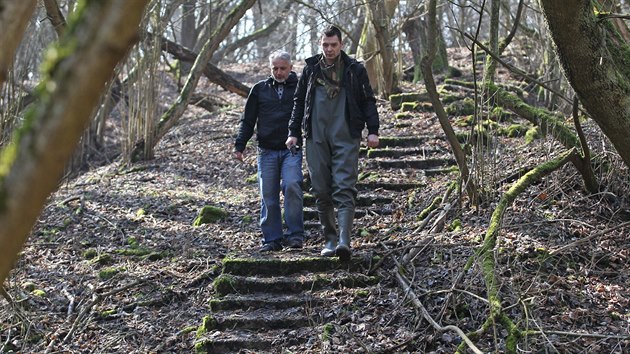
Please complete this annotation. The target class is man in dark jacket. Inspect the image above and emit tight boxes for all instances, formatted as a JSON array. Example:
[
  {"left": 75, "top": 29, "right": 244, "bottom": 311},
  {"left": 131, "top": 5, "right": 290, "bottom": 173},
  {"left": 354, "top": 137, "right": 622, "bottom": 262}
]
[
  {"left": 286, "top": 26, "right": 379, "bottom": 260},
  {"left": 235, "top": 51, "right": 304, "bottom": 252}
]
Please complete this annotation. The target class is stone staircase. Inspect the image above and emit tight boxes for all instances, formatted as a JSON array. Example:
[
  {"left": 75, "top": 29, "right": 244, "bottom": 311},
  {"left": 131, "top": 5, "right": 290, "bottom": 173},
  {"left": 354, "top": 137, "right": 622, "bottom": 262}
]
[
  {"left": 194, "top": 255, "right": 380, "bottom": 353},
  {"left": 195, "top": 129, "right": 457, "bottom": 352}
]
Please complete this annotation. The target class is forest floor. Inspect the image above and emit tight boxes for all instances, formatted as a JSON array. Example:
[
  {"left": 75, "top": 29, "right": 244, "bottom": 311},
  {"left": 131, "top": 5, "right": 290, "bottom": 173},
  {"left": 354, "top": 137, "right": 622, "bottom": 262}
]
[{"left": 2, "top": 48, "right": 630, "bottom": 353}]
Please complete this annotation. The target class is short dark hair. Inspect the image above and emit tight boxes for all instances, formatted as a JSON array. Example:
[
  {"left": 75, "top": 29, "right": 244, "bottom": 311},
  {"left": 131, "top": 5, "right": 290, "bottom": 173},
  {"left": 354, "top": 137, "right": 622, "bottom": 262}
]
[{"left": 322, "top": 25, "right": 342, "bottom": 42}]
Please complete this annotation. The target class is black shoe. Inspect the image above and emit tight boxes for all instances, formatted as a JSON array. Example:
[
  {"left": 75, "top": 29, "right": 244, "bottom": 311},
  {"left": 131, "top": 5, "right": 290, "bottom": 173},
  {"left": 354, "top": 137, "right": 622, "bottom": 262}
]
[
  {"left": 260, "top": 241, "right": 282, "bottom": 252},
  {"left": 285, "top": 238, "right": 303, "bottom": 249}
]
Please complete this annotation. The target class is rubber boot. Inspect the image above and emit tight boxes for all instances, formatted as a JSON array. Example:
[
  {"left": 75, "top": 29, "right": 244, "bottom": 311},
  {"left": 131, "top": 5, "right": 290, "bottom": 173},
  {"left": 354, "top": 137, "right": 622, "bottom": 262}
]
[
  {"left": 319, "top": 208, "right": 337, "bottom": 257},
  {"left": 335, "top": 209, "right": 354, "bottom": 261}
]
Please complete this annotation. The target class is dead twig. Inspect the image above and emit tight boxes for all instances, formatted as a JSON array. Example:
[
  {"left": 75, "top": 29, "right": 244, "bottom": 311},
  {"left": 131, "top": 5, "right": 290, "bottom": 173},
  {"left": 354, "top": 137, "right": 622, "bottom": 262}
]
[
  {"left": 391, "top": 257, "right": 484, "bottom": 354},
  {"left": 549, "top": 220, "right": 630, "bottom": 255}
]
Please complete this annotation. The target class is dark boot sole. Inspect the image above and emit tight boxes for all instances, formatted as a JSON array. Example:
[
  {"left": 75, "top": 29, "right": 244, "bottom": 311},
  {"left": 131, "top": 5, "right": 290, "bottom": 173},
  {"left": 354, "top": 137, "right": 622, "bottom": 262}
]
[{"left": 335, "top": 245, "right": 351, "bottom": 261}]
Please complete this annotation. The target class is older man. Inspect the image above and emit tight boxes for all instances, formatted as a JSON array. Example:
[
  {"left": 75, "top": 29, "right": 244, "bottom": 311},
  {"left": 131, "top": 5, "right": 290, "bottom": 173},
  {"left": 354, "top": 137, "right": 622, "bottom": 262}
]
[{"left": 235, "top": 51, "right": 304, "bottom": 252}]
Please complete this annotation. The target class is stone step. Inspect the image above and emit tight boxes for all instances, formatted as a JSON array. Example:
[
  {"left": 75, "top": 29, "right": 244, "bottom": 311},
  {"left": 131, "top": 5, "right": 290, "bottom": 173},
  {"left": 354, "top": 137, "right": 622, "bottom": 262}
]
[
  {"left": 357, "top": 181, "right": 425, "bottom": 191},
  {"left": 366, "top": 157, "right": 455, "bottom": 170},
  {"left": 213, "top": 273, "right": 381, "bottom": 296},
  {"left": 362, "top": 146, "right": 446, "bottom": 159},
  {"left": 377, "top": 135, "right": 444, "bottom": 148},
  {"left": 303, "top": 193, "right": 393, "bottom": 207},
  {"left": 211, "top": 306, "right": 311, "bottom": 331},
  {"left": 209, "top": 292, "right": 325, "bottom": 311},
  {"left": 221, "top": 255, "right": 374, "bottom": 277},
  {"left": 195, "top": 327, "right": 309, "bottom": 353}
]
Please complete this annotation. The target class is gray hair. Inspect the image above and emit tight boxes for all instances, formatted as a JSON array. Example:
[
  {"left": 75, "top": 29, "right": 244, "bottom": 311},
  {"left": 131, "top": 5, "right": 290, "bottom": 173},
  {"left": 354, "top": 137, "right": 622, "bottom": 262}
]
[{"left": 269, "top": 50, "right": 292, "bottom": 65}]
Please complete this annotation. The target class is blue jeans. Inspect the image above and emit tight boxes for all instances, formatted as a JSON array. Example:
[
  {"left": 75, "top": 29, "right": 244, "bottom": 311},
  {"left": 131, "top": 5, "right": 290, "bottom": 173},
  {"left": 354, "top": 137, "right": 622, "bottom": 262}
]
[{"left": 257, "top": 147, "right": 304, "bottom": 244}]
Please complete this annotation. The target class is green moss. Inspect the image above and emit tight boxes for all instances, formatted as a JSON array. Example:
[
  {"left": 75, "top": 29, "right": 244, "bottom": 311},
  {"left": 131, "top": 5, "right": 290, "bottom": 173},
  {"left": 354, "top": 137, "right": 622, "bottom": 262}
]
[
  {"left": 196, "top": 315, "right": 218, "bottom": 338},
  {"left": 418, "top": 197, "right": 442, "bottom": 221},
  {"left": 117, "top": 247, "right": 152, "bottom": 257},
  {"left": 454, "top": 115, "right": 474, "bottom": 127},
  {"left": 448, "top": 219, "right": 463, "bottom": 232},
  {"left": 322, "top": 323, "right": 335, "bottom": 342},
  {"left": 389, "top": 92, "right": 428, "bottom": 110},
  {"left": 499, "top": 124, "right": 527, "bottom": 138},
  {"left": 241, "top": 215, "right": 253, "bottom": 223},
  {"left": 356, "top": 289, "right": 369, "bottom": 298},
  {"left": 31, "top": 289, "right": 47, "bottom": 297},
  {"left": 245, "top": 173, "right": 257, "bottom": 184},
  {"left": 98, "top": 266, "right": 125, "bottom": 280},
  {"left": 524, "top": 126, "right": 542, "bottom": 144},
  {"left": 193, "top": 205, "right": 228, "bottom": 226},
  {"left": 400, "top": 101, "right": 418, "bottom": 112},
  {"left": 212, "top": 274, "right": 236, "bottom": 296},
  {"left": 445, "top": 97, "right": 475, "bottom": 115},
  {"left": 394, "top": 112, "right": 413, "bottom": 120},
  {"left": 91, "top": 253, "right": 113, "bottom": 265},
  {"left": 127, "top": 236, "right": 139, "bottom": 248},
  {"left": 83, "top": 248, "right": 98, "bottom": 259},
  {"left": 99, "top": 309, "right": 117, "bottom": 318}
]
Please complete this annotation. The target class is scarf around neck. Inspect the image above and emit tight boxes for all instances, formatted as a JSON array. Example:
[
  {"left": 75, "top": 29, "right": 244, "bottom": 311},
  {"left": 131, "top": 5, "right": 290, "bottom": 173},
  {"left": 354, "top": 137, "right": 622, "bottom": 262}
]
[{"left": 316, "top": 55, "right": 344, "bottom": 99}]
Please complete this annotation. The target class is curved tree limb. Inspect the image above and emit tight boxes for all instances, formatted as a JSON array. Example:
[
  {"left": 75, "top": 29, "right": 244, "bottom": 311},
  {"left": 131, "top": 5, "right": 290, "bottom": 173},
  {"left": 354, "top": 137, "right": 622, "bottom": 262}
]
[{"left": 422, "top": 0, "right": 477, "bottom": 204}]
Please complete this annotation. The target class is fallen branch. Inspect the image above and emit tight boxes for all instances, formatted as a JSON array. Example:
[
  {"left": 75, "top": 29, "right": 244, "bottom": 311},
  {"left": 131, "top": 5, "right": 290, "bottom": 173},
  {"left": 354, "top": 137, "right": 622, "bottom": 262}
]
[
  {"left": 392, "top": 257, "right": 484, "bottom": 354},
  {"left": 549, "top": 220, "right": 630, "bottom": 255}
]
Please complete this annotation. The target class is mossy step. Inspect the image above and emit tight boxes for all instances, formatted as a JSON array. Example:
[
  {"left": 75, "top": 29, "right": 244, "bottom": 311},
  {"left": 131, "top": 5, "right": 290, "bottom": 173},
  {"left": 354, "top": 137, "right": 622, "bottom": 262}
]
[
  {"left": 210, "top": 307, "right": 311, "bottom": 331},
  {"left": 221, "top": 255, "right": 375, "bottom": 276},
  {"left": 213, "top": 273, "right": 380, "bottom": 296},
  {"left": 378, "top": 135, "right": 444, "bottom": 148},
  {"left": 209, "top": 292, "right": 325, "bottom": 311},
  {"left": 195, "top": 327, "right": 308, "bottom": 354},
  {"left": 357, "top": 181, "right": 425, "bottom": 191},
  {"left": 366, "top": 157, "right": 455, "bottom": 170},
  {"left": 362, "top": 147, "right": 446, "bottom": 159},
  {"left": 304, "top": 208, "right": 366, "bottom": 220},
  {"left": 303, "top": 194, "right": 393, "bottom": 207}
]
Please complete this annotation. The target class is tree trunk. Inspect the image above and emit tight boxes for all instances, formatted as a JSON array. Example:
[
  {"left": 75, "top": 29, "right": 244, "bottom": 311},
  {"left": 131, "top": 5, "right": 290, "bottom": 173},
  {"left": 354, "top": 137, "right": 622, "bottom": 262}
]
[
  {"left": 422, "top": 0, "right": 477, "bottom": 202},
  {"left": 0, "top": 1, "right": 36, "bottom": 86},
  {"left": 540, "top": 0, "right": 630, "bottom": 168},
  {"left": 0, "top": 0, "right": 148, "bottom": 286}
]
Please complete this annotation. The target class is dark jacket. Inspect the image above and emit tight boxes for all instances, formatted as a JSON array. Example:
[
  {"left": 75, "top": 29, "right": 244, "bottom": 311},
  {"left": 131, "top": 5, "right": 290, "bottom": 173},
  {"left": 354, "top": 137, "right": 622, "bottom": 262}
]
[
  {"left": 235, "top": 71, "right": 300, "bottom": 151},
  {"left": 288, "top": 51, "right": 379, "bottom": 140}
]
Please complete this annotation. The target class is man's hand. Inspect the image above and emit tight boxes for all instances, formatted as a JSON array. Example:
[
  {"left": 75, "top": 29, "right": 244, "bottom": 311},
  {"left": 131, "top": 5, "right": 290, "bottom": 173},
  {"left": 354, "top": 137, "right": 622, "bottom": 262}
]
[
  {"left": 234, "top": 150, "right": 244, "bottom": 161},
  {"left": 285, "top": 136, "right": 298, "bottom": 149},
  {"left": 366, "top": 134, "right": 379, "bottom": 148}
]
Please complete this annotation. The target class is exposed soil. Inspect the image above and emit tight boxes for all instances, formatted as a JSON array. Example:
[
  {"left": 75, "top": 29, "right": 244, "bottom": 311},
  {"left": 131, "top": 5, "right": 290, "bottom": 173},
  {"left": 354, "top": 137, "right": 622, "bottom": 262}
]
[{"left": 1, "top": 48, "right": 629, "bottom": 353}]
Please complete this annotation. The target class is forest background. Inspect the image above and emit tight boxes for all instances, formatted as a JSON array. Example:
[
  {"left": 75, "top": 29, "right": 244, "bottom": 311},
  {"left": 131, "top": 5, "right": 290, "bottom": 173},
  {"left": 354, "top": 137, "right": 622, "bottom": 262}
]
[{"left": 0, "top": 0, "right": 629, "bottom": 353}]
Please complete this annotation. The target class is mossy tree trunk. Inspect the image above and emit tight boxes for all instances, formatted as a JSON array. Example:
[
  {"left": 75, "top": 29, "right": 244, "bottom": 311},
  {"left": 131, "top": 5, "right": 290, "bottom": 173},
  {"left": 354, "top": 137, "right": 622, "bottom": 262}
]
[
  {"left": 540, "top": 0, "right": 630, "bottom": 169},
  {"left": 462, "top": 149, "right": 575, "bottom": 354},
  {"left": 0, "top": 0, "right": 149, "bottom": 285},
  {"left": 133, "top": 0, "right": 256, "bottom": 161},
  {"left": 0, "top": 1, "right": 36, "bottom": 86}
]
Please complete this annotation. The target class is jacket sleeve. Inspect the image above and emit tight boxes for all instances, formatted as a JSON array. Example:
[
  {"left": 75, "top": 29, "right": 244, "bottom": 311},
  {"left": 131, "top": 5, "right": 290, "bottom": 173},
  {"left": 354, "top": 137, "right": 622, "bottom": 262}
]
[
  {"left": 288, "top": 66, "right": 309, "bottom": 139},
  {"left": 234, "top": 84, "right": 259, "bottom": 152},
  {"left": 357, "top": 64, "right": 379, "bottom": 136}
]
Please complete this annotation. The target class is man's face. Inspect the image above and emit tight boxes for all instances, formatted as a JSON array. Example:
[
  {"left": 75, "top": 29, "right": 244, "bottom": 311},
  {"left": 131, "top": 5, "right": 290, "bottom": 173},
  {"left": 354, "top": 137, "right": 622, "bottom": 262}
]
[
  {"left": 271, "top": 58, "right": 292, "bottom": 83},
  {"left": 320, "top": 35, "right": 342, "bottom": 63}
]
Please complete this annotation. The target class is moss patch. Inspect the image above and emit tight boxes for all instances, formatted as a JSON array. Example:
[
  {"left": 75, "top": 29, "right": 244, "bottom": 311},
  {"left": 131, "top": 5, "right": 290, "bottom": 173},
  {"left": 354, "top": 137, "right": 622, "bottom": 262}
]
[{"left": 193, "top": 205, "right": 228, "bottom": 226}]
